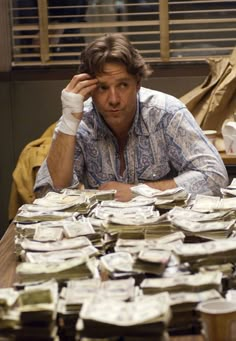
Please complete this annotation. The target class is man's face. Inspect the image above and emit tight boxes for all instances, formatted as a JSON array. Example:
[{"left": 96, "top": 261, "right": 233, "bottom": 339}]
[{"left": 91, "top": 62, "right": 140, "bottom": 133}]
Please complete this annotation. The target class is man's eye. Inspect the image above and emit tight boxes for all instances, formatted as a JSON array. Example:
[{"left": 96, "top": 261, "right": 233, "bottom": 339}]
[
  {"left": 98, "top": 85, "right": 107, "bottom": 91},
  {"left": 120, "top": 82, "right": 128, "bottom": 88}
]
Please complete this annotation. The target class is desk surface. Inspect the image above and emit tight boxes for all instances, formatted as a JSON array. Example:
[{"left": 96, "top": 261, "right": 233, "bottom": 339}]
[
  {"left": 220, "top": 152, "right": 236, "bottom": 165},
  {"left": 0, "top": 222, "right": 17, "bottom": 288}
]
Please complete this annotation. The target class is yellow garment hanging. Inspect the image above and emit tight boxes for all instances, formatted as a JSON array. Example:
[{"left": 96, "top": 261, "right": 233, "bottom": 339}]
[{"left": 8, "top": 123, "right": 56, "bottom": 221}]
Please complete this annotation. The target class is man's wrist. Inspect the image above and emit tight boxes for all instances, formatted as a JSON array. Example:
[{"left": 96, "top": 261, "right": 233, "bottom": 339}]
[
  {"left": 144, "top": 179, "right": 176, "bottom": 191},
  {"left": 57, "top": 112, "right": 81, "bottom": 136},
  {"left": 58, "top": 89, "right": 84, "bottom": 135}
]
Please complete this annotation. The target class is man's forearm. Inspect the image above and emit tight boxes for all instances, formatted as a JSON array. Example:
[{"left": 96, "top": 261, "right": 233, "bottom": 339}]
[
  {"left": 144, "top": 179, "right": 177, "bottom": 191},
  {"left": 99, "top": 179, "right": 177, "bottom": 202},
  {"left": 47, "top": 131, "right": 76, "bottom": 190}
]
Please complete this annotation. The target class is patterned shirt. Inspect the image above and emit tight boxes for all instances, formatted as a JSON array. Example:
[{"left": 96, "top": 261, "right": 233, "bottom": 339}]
[{"left": 35, "top": 87, "right": 228, "bottom": 196}]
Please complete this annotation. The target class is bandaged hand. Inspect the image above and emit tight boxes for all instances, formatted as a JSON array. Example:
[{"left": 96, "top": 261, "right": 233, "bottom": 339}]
[{"left": 57, "top": 89, "right": 84, "bottom": 135}]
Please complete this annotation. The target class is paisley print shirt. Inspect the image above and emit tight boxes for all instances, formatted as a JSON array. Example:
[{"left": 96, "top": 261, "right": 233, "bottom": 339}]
[{"left": 35, "top": 87, "right": 228, "bottom": 196}]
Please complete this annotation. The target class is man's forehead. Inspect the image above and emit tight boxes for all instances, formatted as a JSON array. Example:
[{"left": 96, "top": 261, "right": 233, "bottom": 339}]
[
  {"left": 96, "top": 72, "right": 135, "bottom": 85},
  {"left": 96, "top": 75, "right": 132, "bottom": 84},
  {"left": 96, "top": 62, "right": 129, "bottom": 77}
]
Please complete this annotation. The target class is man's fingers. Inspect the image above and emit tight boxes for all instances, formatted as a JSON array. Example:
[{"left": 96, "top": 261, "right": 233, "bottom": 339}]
[
  {"left": 65, "top": 74, "right": 97, "bottom": 93},
  {"left": 73, "top": 79, "right": 98, "bottom": 96}
]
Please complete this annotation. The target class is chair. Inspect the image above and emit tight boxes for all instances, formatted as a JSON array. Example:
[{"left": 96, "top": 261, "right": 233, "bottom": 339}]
[{"left": 8, "top": 123, "right": 56, "bottom": 221}]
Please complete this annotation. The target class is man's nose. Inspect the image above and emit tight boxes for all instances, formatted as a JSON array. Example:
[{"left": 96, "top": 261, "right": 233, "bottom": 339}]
[{"left": 108, "top": 88, "right": 120, "bottom": 105}]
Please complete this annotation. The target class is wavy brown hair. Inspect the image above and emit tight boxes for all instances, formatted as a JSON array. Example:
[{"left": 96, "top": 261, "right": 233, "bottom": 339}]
[{"left": 79, "top": 33, "right": 153, "bottom": 80}]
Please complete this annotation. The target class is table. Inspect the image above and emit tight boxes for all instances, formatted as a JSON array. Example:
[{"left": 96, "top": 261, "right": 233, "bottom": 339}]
[
  {"left": 0, "top": 222, "right": 17, "bottom": 288},
  {"left": 220, "top": 152, "right": 236, "bottom": 165},
  {"left": 220, "top": 152, "right": 236, "bottom": 183}
]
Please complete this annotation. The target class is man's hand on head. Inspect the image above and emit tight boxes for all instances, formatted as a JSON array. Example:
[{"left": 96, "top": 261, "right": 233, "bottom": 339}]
[{"left": 58, "top": 74, "right": 98, "bottom": 135}]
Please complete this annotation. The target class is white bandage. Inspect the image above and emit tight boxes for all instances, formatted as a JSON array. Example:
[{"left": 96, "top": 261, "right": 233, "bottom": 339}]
[{"left": 57, "top": 89, "right": 84, "bottom": 135}]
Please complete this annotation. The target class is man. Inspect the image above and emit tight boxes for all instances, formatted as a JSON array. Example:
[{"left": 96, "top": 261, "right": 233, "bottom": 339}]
[{"left": 34, "top": 33, "right": 228, "bottom": 201}]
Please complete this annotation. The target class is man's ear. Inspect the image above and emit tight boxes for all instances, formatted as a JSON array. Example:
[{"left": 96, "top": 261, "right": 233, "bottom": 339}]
[{"left": 136, "top": 78, "right": 141, "bottom": 91}]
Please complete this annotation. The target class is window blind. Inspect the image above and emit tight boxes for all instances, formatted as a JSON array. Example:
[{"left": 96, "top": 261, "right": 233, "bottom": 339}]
[{"left": 10, "top": 0, "right": 236, "bottom": 67}]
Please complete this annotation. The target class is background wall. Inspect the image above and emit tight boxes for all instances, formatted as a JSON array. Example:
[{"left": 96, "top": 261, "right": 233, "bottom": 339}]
[{"left": 0, "top": 65, "right": 208, "bottom": 238}]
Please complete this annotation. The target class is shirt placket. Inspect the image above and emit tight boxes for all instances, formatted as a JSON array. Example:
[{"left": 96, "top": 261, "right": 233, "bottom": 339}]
[
  {"left": 108, "top": 139, "right": 124, "bottom": 182},
  {"left": 125, "top": 134, "right": 138, "bottom": 184}
]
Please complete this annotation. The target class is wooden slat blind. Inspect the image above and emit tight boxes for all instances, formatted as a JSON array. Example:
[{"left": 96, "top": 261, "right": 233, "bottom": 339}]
[{"left": 10, "top": 0, "right": 236, "bottom": 67}]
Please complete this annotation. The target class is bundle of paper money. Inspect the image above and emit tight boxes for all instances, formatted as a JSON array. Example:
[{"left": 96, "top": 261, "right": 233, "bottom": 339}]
[
  {"left": 114, "top": 238, "right": 146, "bottom": 255},
  {"left": 99, "top": 252, "right": 135, "bottom": 280},
  {"left": 166, "top": 206, "right": 236, "bottom": 241},
  {"left": 173, "top": 239, "right": 236, "bottom": 269},
  {"left": 64, "top": 277, "right": 136, "bottom": 313},
  {"left": 0, "top": 288, "right": 19, "bottom": 311},
  {"left": 99, "top": 195, "right": 157, "bottom": 208},
  {"left": 140, "top": 271, "right": 222, "bottom": 294},
  {"left": 221, "top": 178, "right": 236, "bottom": 198},
  {"left": 168, "top": 289, "right": 222, "bottom": 334},
  {"left": 60, "top": 188, "right": 116, "bottom": 202},
  {"left": 15, "top": 282, "right": 58, "bottom": 340},
  {"left": 0, "top": 309, "right": 20, "bottom": 333},
  {"left": 144, "top": 215, "right": 177, "bottom": 239},
  {"left": 131, "top": 184, "right": 190, "bottom": 210},
  {"left": 168, "top": 206, "right": 235, "bottom": 222},
  {"left": 131, "top": 184, "right": 187, "bottom": 200},
  {"left": 191, "top": 193, "right": 236, "bottom": 212},
  {"left": 16, "top": 257, "right": 95, "bottom": 283},
  {"left": 14, "top": 190, "right": 101, "bottom": 224},
  {"left": 0, "top": 289, "right": 20, "bottom": 337},
  {"left": 16, "top": 235, "right": 93, "bottom": 259},
  {"left": 21, "top": 245, "right": 99, "bottom": 264},
  {"left": 132, "top": 249, "right": 171, "bottom": 276},
  {"left": 171, "top": 216, "right": 235, "bottom": 240},
  {"left": 0, "top": 280, "right": 59, "bottom": 340},
  {"left": 77, "top": 292, "right": 171, "bottom": 338},
  {"left": 14, "top": 210, "right": 79, "bottom": 224},
  {"left": 33, "top": 190, "right": 98, "bottom": 213},
  {"left": 100, "top": 207, "right": 161, "bottom": 241},
  {"left": 57, "top": 297, "right": 79, "bottom": 341},
  {"left": 65, "top": 278, "right": 102, "bottom": 312},
  {"left": 16, "top": 218, "right": 103, "bottom": 255}
]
